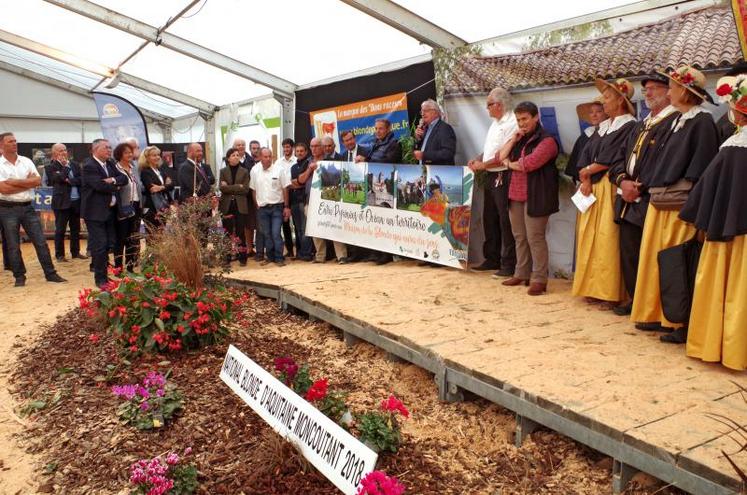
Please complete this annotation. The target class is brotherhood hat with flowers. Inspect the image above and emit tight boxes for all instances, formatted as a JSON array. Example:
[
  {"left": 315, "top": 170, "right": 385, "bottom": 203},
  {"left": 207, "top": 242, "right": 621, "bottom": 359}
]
[
  {"left": 658, "top": 65, "right": 714, "bottom": 104},
  {"left": 715, "top": 74, "right": 747, "bottom": 115},
  {"left": 594, "top": 78, "right": 636, "bottom": 116},
  {"left": 640, "top": 73, "right": 669, "bottom": 87}
]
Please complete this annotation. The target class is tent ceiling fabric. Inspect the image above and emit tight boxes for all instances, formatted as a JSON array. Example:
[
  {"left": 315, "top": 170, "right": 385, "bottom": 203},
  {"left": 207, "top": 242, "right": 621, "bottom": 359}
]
[{"left": 0, "top": 0, "right": 684, "bottom": 116}]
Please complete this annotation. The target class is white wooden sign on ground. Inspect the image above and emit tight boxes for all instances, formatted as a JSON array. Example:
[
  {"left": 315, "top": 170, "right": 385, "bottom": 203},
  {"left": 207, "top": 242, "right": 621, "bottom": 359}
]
[{"left": 220, "top": 345, "right": 377, "bottom": 495}]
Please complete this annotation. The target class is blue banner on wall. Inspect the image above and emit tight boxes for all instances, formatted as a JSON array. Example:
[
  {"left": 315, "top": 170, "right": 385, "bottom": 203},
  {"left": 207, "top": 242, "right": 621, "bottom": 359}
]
[
  {"left": 92, "top": 92, "right": 149, "bottom": 148},
  {"left": 309, "top": 93, "right": 409, "bottom": 151}
]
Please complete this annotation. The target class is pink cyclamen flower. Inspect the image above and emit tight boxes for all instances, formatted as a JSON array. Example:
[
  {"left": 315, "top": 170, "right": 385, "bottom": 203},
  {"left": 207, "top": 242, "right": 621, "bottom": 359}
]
[
  {"left": 140, "top": 401, "right": 150, "bottom": 411},
  {"left": 165, "top": 452, "right": 179, "bottom": 465},
  {"left": 112, "top": 384, "right": 137, "bottom": 401},
  {"left": 357, "top": 470, "right": 405, "bottom": 495}
]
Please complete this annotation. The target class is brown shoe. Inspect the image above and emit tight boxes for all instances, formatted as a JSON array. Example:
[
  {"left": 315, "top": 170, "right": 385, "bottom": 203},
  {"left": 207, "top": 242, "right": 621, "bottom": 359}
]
[
  {"left": 502, "top": 278, "right": 529, "bottom": 287},
  {"left": 527, "top": 282, "right": 547, "bottom": 296}
]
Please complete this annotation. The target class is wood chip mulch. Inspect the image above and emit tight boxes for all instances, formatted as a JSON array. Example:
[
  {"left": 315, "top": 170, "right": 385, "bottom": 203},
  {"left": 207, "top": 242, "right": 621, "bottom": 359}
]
[{"left": 10, "top": 290, "right": 684, "bottom": 494}]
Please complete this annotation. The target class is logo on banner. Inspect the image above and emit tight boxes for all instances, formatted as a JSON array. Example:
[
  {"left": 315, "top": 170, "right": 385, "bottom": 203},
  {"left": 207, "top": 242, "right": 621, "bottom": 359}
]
[{"left": 101, "top": 103, "right": 122, "bottom": 119}]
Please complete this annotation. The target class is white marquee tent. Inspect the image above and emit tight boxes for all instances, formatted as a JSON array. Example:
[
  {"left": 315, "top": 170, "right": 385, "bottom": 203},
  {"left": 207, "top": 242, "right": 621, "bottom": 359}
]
[{"left": 0, "top": 0, "right": 705, "bottom": 165}]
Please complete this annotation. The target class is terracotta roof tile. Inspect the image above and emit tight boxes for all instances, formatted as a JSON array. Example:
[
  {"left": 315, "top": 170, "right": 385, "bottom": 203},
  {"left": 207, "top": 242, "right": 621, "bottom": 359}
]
[{"left": 445, "top": 6, "right": 745, "bottom": 95}]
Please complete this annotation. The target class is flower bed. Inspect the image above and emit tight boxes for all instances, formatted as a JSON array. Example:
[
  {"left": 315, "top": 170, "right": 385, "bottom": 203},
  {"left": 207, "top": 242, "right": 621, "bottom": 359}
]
[{"left": 11, "top": 291, "right": 682, "bottom": 494}]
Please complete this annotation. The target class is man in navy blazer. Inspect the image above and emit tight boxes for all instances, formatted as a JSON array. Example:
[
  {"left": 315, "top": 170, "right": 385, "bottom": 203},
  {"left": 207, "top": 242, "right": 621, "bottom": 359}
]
[
  {"left": 81, "top": 138, "right": 128, "bottom": 287},
  {"left": 47, "top": 143, "right": 86, "bottom": 261},
  {"left": 414, "top": 99, "right": 457, "bottom": 165}
]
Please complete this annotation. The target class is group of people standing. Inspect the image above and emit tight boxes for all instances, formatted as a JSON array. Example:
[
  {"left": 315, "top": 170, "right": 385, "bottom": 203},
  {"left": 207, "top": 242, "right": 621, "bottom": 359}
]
[
  {"left": 473, "top": 63, "right": 746, "bottom": 370},
  {"left": 469, "top": 63, "right": 747, "bottom": 370}
]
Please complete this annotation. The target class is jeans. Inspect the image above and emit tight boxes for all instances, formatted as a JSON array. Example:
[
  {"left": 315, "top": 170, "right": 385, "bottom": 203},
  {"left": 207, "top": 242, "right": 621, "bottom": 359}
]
[
  {"left": 1, "top": 222, "right": 25, "bottom": 270},
  {"left": 291, "top": 202, "right": 313, "bottom": 259},
  {"left": 53, "top": 200, "right": 81, "bottom": 258},
  {"left": 87, "top": 208, "right": 117, "bottom": 286},
  {"left": 258, "top": 204, "right": 284, "bottom": 262},
  {"left": 0, "top": 203, "right": 56, "bottom": 279}
]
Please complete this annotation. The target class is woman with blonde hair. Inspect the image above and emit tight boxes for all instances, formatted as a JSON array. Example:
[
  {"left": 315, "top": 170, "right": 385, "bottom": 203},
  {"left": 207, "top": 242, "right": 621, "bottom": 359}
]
[
  {"left": 630, "top": 66, "right": 719, "bottom": 343},
  {"left": 571, "top": 78, "right": 637, "bottom": 307},
  {"left": 681, "top": 74, "right": 747, "bottom": 368},
  {"left": 139, "top": 145, "right": 174, "bottom": 232}
]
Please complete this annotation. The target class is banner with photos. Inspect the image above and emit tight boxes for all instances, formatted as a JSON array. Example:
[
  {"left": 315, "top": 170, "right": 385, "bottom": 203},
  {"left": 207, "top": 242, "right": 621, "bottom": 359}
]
[
  {"left": 305, "top": 161, "right": 474, "bottom": 269},
  {"left": 309, "top": 93, "right": 409, "bottom": 151}
]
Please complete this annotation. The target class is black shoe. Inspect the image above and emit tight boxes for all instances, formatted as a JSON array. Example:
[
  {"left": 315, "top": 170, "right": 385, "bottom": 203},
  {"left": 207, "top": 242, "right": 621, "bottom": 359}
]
[
  {"left": 660, "top": 327, "right": 687, "bottom": 344},
  {"left": 239, "top": 260, "right": 247, "bottom": 267},
  {"left": 72, "top": 254, "right": 88, "bottom": 260},
  {"left": 635, "top": 322, "right": 662, "bottom": 331},
  {"left": 613, "top": 303, "right": 632, "bottom": 316},
  {"left": 14, "top": 277, "right": 26, "bottom": 287},
  {"left": 338, "top": 257, "right": 349, "bottom": 264},
  {"left": 56, "top": 257, "right": 70, "bottom": 263},
  {"left": 376, "top": 255, "right": 392, "bottom": 265},
  {"left": 491, "top": 268, "right": 514, "bottom": 279},
  {"left": 46, "top": 273, "right": 66, "bottom": 283},
  {"left": 472, "top": 261, "right": 499, "bottom": 271},
  {"left": 89, "top": 265, "right": 95, "bottom": 272}
]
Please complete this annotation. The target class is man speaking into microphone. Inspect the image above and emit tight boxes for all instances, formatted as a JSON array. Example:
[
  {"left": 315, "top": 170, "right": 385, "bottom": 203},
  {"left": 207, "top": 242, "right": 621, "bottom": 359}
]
[{"left": 413, "top": 99, "right": 457, "bottom": 165}]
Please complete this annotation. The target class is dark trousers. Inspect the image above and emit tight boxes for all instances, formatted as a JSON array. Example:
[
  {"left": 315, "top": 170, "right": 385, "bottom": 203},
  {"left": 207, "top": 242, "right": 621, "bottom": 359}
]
[
  {"left": 87, "top": 208, "right": 117, "bottom": 286},
  {"left": 223, "top": 211, "right": 248, "bottom": 262},
  {"left": 290, "top": 202, "right": 313, "bottom": 259},
  {"left": 255, "top": 210, "right": 265, "bottom": 260},
  {"left": 114, "top": 204, "right": 141, "bottom": 272},
  {"left": 258, "top": 204, "right": 284, "bottom": 262},
  {"left": 1, "top": 222, "right": 24, "bottom": 269},
  {"left": 483, "top": 174, "right": 515, "bottom": 271},
  {"left": 620, "top": 220, "right": 643, "bottom": 301},
  {"left": 282, "top": 218, "right": 294, "bottom": 257},
  {"left": 0, "top": 203, "right": 56, "bottom": 279},
  {"left": 53, "top": 200, "right": 81, "bottom": 258}
]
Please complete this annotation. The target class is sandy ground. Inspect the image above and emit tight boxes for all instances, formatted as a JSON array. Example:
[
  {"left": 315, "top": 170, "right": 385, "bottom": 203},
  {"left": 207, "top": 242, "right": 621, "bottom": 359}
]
[{"left": 0, "top": 241, "right": 93, "bottom": 495}]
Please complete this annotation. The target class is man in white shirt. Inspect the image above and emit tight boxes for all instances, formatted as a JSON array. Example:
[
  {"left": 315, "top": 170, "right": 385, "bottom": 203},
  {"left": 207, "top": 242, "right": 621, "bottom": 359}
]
[
  {"left": 250, "top": 148, "right": 291, "bottom": 266},
  {"left": 275, "top": 138, "right": 297, "bottom": 258},
  {"left": 468, "top": 87, "right": 519, "bottom": 276},
  {"left": 0, "top": 132, "right": 66, "bottom": 286}
]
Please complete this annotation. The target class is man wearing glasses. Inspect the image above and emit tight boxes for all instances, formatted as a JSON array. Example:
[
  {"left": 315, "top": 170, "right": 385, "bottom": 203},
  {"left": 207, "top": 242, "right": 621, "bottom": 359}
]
[
  {"left": 413, "top": 99, "right": 457, "bottom": 165},
  {"left": 468, "top": 88, "right": 518, "bottom": 276}
]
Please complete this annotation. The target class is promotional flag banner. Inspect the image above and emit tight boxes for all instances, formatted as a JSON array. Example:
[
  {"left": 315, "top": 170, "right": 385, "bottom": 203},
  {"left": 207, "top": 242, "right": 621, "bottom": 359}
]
[
  {"left": 92, "top": 92, "right": 149, "bottom": 147},
  {"left": 733, "top": 0, "right": 747, "bottom": 59}
]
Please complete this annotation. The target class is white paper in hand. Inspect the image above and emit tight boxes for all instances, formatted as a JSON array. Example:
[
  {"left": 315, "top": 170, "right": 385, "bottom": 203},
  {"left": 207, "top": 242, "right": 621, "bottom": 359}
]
[{"left": 572, "top": 189, "right": 597, "bottom": 214}]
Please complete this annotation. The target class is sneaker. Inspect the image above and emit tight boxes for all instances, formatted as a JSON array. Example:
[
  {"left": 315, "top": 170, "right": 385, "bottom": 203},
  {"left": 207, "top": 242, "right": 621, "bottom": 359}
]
[
  {"left": 338, "top": 257, "right": 349, "bottom": 264},
  {"left": 46, "top": 273, "right": 67, "bottom": 283},
  {"left": 276, "top": 260, "right": 287, "bottom": 267},
  {"left": 14, "top": 277, "right": 26, "bottom": 287}
]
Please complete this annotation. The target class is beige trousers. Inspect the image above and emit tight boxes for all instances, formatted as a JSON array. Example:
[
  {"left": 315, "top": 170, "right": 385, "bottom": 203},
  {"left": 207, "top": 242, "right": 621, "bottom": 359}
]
[
  {"left": 508, "top": 200, "right": 550, "bottom": 284},
  {"left": 304, "top": 204, "right": 347, "bottom": 261}
]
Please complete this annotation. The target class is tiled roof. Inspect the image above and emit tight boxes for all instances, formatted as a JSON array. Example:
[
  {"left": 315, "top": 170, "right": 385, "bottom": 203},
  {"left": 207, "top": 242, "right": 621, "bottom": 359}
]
[{"left": 445, "top": 6, "right": 744, "bottom": 95}]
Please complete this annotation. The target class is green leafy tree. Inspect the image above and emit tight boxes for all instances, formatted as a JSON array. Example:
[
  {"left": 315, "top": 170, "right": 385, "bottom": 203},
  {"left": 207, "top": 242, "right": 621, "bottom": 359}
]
[{"left": 523, "top": 20, "right": 613, "bottom": 51}]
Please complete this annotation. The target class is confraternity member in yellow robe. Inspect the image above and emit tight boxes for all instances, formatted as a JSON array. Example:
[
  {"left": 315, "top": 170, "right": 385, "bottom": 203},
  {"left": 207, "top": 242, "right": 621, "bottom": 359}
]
[
  {"left": 630, "top": 66, "right": 720, "bottom": 341},
  {"left": 680, "top": 74, "right": 747, "bottom": 369},
  {"left": 571, "top": 79, "right": 636, "bottom": 305}
]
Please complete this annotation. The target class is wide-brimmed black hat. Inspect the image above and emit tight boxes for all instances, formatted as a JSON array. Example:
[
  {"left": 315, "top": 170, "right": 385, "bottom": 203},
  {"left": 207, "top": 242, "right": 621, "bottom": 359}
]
[
  {"left": 725, "top": 62, "right": 747, "bottom": 77},
  {"left": 640, "top": 73, "right": 669, "bottom": 87}
]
